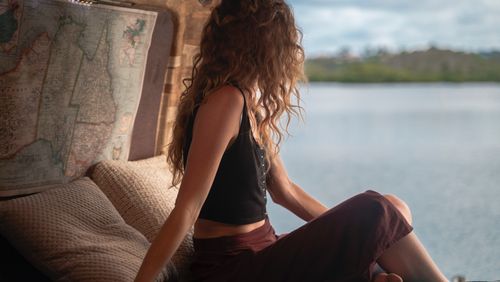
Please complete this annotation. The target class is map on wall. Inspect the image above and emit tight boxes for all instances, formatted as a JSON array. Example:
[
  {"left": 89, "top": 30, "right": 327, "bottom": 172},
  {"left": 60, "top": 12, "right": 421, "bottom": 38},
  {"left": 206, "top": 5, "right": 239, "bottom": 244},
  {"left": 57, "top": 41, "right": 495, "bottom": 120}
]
[{"left": 0, "top": 0, "right": 168, "bottom": 196}]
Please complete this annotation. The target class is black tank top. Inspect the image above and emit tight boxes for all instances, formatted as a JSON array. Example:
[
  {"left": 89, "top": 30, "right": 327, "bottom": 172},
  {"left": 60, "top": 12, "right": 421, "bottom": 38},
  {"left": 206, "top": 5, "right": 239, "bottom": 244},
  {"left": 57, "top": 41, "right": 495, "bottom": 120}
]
[{"left": 182, "top": 87, "right": 268, "bottom": 225}]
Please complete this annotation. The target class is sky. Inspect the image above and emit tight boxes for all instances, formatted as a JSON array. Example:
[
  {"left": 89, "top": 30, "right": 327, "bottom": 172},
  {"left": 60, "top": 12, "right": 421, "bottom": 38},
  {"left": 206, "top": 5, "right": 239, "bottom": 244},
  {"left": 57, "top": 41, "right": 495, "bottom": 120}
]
[{"left": 287, "top": 0, "right": 500, "bottom": 57}]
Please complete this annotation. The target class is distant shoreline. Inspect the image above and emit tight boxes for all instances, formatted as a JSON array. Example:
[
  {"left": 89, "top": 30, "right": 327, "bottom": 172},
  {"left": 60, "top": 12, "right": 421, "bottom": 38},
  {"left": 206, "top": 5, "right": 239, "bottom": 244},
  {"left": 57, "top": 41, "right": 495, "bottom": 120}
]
[
  {"left": 301, "top": 81, "right": 500, "bottom": 85},
  {"left": 304, "top": 80, "right": 500, "bottom": 84},
  {"left": 305, "top": 47, "right": 500, "bottom": 83}
]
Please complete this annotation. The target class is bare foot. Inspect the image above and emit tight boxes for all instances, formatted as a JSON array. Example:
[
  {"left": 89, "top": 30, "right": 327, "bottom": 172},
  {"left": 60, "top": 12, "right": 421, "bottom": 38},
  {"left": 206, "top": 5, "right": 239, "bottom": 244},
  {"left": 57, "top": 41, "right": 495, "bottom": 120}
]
[{"left": 373, "top": 272, "right": 403, "bottom": 282}]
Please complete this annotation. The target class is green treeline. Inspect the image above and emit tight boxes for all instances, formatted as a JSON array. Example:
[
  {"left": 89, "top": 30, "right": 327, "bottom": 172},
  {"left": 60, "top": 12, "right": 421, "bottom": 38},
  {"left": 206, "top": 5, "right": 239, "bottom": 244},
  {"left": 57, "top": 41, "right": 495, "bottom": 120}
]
[{"left": 305, "top": 47, "right": 500, "bottom": 83}]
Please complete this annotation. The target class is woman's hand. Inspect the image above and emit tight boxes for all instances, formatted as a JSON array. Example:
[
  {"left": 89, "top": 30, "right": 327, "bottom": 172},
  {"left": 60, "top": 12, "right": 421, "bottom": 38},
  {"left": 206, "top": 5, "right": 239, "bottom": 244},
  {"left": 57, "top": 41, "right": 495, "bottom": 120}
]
[{"left": 373, "top": 272, "right": 403, "bottom": 282}]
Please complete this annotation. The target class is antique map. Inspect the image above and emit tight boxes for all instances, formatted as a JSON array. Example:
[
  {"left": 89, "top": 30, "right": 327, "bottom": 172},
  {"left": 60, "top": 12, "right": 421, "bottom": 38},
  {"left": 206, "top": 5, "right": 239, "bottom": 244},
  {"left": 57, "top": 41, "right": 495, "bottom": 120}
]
[{"left": 0, "top": 0, "right": 159, "bottom": 195}]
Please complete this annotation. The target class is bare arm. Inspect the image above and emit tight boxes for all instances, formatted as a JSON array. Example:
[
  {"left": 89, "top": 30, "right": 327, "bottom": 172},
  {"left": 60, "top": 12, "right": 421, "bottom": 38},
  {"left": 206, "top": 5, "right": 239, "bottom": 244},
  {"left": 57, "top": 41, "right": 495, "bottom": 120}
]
[
  {"left": 266, "top": 153, "right": 329, "bottom": 221},
  {"left": 134, "top": 86, "right": 244, "bottom": 282}
]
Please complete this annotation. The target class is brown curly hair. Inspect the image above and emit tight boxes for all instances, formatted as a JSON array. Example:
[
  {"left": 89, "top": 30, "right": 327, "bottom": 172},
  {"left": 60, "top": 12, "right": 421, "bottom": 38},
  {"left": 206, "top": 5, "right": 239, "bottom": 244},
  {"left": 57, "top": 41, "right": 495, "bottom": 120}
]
[{"left": 167, "top": 0, "right": 306, "bottom": 187}]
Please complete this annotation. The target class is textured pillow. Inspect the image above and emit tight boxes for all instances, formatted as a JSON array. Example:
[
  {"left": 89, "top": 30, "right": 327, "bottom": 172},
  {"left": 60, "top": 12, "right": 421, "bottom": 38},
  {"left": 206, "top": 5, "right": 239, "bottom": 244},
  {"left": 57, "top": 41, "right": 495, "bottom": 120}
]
[
  {"left": 0, "top": 177, "right": 176, "bottom": 282},
  {"left": 90, "top": 154, "right": 194, "bottom": 280}
]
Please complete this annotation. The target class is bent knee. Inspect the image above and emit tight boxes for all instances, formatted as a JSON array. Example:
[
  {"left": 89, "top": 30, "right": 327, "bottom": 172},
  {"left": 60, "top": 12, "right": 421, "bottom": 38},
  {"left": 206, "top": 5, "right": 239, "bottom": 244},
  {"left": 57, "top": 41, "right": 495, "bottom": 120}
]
[{"left": 383, "top": 194, "right": 412, "bottom": 225}]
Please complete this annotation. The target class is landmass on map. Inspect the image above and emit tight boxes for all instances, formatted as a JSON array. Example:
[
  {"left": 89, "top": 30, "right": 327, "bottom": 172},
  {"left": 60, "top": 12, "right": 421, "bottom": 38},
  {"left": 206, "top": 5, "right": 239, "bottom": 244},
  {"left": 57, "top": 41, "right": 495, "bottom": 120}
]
[{"left": 0, "top": 0, "right": 157, "bottom": 194}]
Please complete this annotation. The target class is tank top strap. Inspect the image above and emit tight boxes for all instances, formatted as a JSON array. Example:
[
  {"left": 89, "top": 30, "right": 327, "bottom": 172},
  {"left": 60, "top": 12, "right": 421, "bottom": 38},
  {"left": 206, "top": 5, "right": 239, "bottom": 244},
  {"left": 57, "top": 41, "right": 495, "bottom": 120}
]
[{"left": 229, "top": 83, "right": 251, "bottom": 134}]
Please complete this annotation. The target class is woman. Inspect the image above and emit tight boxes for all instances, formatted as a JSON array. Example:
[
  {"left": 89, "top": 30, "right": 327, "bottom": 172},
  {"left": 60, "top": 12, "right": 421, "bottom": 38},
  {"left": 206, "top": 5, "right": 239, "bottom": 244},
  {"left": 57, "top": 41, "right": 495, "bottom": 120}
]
[{"left": 135, "top": 1, "right": 449, "bottom": 281}]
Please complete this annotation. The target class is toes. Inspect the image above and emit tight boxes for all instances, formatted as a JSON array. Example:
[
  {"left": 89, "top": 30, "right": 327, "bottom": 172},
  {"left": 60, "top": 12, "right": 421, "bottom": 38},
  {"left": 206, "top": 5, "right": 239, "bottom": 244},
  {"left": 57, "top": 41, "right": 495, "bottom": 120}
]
[{"left": 387, "top": 273, "right": 403, "bottom": 282}]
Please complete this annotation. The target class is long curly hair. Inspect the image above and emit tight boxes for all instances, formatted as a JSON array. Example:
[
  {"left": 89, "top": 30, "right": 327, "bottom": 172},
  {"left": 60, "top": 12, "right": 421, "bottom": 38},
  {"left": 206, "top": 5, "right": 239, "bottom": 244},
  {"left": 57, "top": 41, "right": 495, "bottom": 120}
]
[{"left": 167, "top": 0, "right": 306, "bottom": 187}]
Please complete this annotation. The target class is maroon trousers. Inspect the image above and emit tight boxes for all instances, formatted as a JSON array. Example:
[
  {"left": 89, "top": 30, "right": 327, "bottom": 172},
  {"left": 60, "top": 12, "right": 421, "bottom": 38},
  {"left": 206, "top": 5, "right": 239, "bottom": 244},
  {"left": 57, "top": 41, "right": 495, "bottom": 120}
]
[{"left": 189, "top": 190, "right": 414, "bottom": 282}]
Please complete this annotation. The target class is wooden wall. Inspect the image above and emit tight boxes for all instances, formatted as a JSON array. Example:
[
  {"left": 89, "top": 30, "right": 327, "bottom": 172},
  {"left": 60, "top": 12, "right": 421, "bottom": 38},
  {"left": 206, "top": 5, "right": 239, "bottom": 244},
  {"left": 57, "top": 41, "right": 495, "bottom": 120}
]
[{"left": 134, "top": 0, "right": 219, "bottom": 155}]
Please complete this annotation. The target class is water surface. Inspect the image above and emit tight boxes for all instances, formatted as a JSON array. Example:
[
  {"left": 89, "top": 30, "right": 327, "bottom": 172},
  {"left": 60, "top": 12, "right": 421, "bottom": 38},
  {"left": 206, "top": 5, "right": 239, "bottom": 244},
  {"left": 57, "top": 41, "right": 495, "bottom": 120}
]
[{"left": 267, "top": 82, "right": 500, "bottom": 281}]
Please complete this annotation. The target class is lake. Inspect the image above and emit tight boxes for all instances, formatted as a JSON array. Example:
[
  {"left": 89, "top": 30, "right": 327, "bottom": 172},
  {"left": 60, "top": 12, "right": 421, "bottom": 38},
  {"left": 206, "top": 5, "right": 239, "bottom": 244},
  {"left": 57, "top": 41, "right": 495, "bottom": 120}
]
[{"left": 267, "top": 82, "right": 500, "bottom": 281}]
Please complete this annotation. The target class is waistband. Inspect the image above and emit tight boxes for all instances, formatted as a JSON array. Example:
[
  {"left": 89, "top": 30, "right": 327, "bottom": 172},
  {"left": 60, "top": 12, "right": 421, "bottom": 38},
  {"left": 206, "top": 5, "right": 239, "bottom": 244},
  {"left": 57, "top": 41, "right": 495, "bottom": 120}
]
[{"left": 193, "top": 216, "right": 275, "bottom": 253}]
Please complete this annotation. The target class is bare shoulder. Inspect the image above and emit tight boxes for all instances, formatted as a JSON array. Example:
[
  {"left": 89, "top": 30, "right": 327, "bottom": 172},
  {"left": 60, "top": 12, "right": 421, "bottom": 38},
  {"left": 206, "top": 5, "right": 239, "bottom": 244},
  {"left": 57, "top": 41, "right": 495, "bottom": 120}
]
[
  {"left": 192, "top": 85, "right": 245, "bottom": 143},
  {"left": 199, "top": 85, "right": 244, "bottom": 113}
]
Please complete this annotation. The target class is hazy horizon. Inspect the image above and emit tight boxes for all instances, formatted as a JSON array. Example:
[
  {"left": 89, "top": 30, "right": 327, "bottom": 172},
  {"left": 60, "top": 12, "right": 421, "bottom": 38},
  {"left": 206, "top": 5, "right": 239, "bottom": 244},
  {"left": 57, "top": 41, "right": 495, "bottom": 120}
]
[{"left": 288, "top": 0, "right": 500, "bottom": 57}]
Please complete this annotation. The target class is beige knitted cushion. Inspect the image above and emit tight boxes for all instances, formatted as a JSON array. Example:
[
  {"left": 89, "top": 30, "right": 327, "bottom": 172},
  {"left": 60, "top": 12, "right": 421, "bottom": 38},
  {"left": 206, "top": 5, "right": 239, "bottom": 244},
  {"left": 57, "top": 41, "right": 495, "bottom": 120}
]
[
  {"left": 90, "top": 154, "right": 194, "bottom": 280},
  {"left": 0, "top": 177, "right": 176, "bottom": 282}
]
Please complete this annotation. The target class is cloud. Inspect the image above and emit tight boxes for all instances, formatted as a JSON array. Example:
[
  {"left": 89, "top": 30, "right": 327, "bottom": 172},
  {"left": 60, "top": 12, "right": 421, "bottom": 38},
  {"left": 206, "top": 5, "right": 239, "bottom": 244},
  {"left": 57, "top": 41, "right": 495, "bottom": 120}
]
[{"left": 287, "top": 0, "right": 500, "bottom": 56}]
